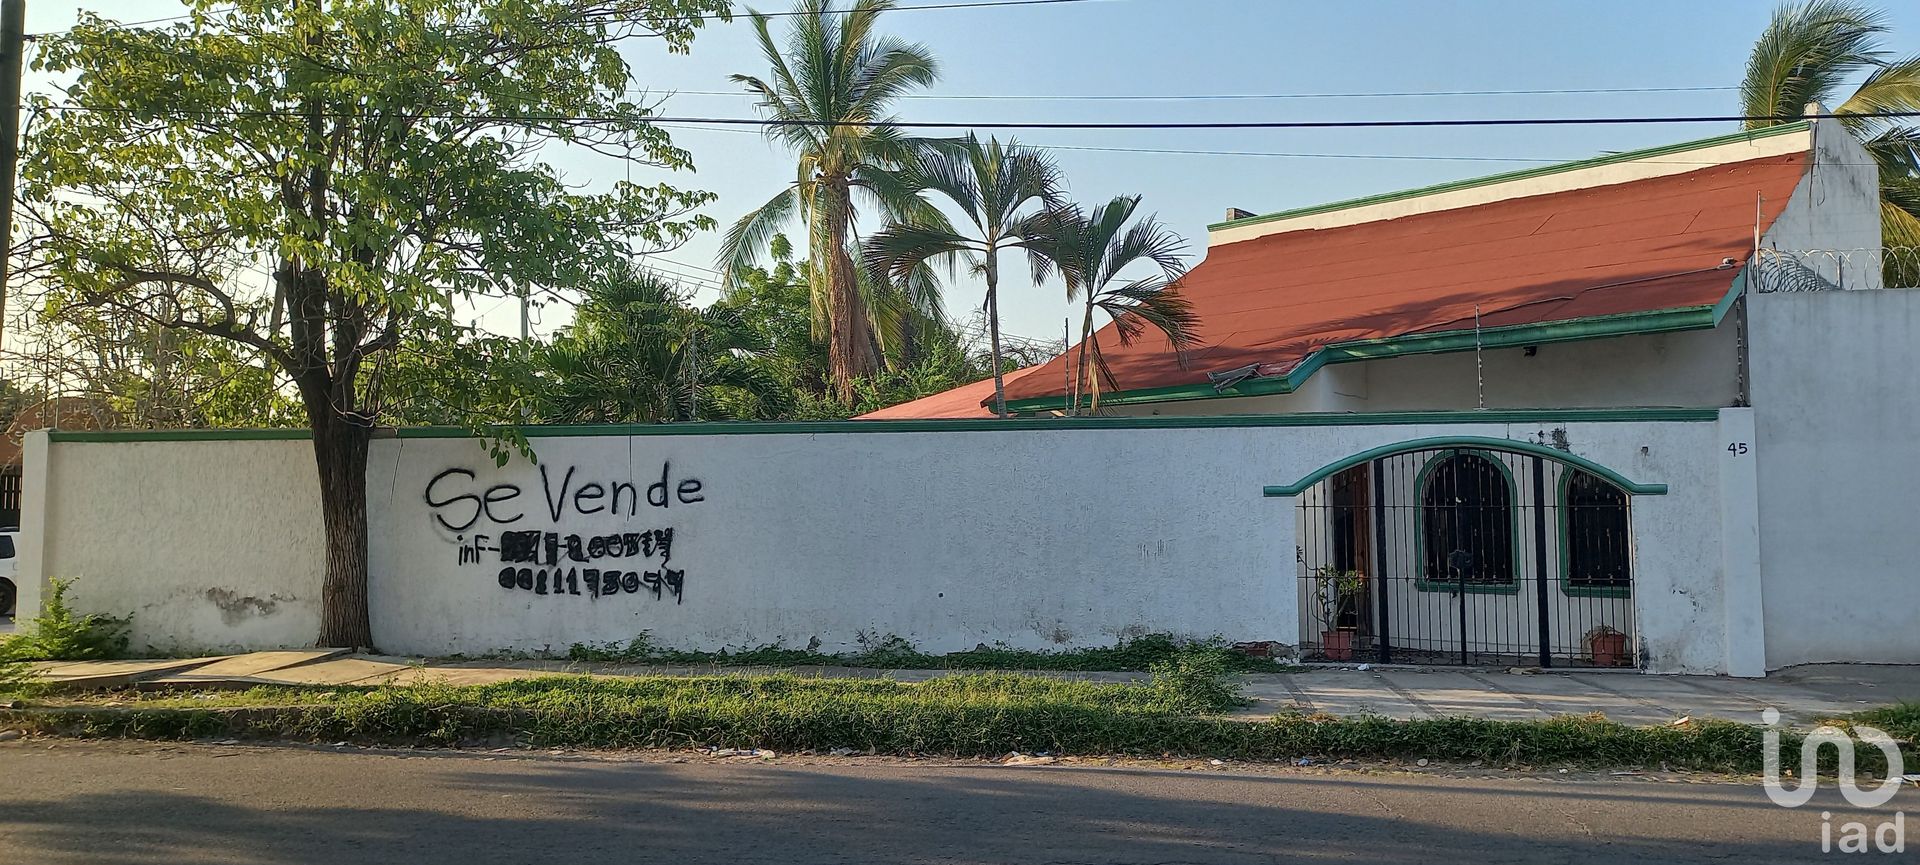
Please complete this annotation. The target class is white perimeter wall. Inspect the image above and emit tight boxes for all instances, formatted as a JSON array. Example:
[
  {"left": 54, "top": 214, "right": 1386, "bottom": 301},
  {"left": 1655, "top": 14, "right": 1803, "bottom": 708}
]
[
  {"left": 1749, "top": 288, "right": 1920, "bottom": 668},
  {"left": 22, "top": 418, "right": 1730, "bottom": 671}
]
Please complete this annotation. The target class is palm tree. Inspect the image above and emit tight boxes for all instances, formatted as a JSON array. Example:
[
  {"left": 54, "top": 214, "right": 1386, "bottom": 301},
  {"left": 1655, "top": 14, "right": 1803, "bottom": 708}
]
[
  {"left": 541, "top": 270, "right": 792, "bottom": 423},
  {"left": 864, "top": 135, "right": 1063, "bottom": 417},
  {"left": 720, "top": 0, "right": 950, "bottom": 401},
  {"left": 1742, "top": 0, "right": 1920, "bottom": 281},
  {"left": 1029, "top": 195, "right": 1201, "bottom": 414}
]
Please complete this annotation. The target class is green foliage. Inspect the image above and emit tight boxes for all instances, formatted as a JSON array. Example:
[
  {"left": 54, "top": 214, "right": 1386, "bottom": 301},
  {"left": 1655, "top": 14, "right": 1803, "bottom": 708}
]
[
  {"left": 721, "top": 0, "right": 955, "bottom": 397},
  {"left": 1740, "top": 1, "right": 1920, "bottom": 285},
  {"left": 566, "top": 631, "right": 1290, "bottom": 673},
  {"left": 10, "top": 676, "right": 1895, "bottom": 774},
  {"left": 540, "top": 267, "right": 793, "bottom": 423},
  {"left": 864, "top": 134, "right": 1064, "bottom": 416},
  {"left": 1852, "top": 700, "right": 1920, "bottom": 743},
  {"left": 1024, "top": 195, "right": 1197, "bottom": 412},
  {"left": 0, "top": 578, "right": 131, "bottom": 662},
  {"left": 1146, "top": 651, "right": 1245, "bottom": 714}
]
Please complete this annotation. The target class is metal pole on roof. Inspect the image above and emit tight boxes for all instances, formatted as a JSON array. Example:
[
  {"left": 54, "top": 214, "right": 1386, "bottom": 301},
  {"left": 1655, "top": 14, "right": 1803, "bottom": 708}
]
[{"left": 1062, "top": 317, "right": 1072, "bottom": 417}]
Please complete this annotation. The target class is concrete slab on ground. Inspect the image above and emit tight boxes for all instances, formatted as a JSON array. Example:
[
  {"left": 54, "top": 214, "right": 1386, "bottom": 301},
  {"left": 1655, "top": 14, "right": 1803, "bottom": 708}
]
[
  {"left": 29, "top": 657, "right": 233, "bottom": 689},
  {"left": 251, "top": 656, "right": 413, "bottom": 686}
]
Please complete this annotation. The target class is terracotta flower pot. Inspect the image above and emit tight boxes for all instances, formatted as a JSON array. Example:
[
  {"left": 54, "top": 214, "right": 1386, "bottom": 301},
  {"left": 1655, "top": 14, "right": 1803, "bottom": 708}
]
[
  {"left": 1322, "top": 628, "right": 1356, "bottom": 661},
  {"left": 1590, "top": 631, "right": 1630, "bottom": 667}
]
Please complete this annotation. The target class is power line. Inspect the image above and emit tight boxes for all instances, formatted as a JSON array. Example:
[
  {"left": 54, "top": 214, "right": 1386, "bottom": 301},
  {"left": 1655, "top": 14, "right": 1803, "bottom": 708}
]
[
  {"left": 659, "top": 84, "right": 1741, "bottom": 102},
  {"left": 37, "top": 102, "right": 1899, "bottom": 130}
]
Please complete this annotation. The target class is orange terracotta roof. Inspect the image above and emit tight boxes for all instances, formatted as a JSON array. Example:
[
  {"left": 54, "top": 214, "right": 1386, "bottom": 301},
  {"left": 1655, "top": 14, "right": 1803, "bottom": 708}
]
[
  {"left": 1001, "top": 152, "right": 1810, "bottom": 407},
  {"left": 856, "top": 363, "right": 1048, "bottom": 419}
]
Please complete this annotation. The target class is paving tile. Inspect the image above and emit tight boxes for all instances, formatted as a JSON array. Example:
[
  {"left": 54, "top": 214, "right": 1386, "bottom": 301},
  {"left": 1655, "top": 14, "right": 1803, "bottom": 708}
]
[
  {"left": 29, "top": 657, "right": 232, "bottom": 689},
  {"left": 254, "top": 657, "right": 413, "bottom": 685},
  {"left": 172, "top": 650, "right": 349, "bottom": 678}
]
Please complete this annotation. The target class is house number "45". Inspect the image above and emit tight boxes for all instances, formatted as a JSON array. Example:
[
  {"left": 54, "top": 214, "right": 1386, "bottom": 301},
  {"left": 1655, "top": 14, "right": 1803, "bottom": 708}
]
[{"left": 1726, "top": 442, "right": 1750, "bottom": 455}]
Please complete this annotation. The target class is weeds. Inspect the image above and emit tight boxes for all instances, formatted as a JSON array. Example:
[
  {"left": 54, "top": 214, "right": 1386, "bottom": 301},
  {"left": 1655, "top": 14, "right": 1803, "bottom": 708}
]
[
  {"left": 3, "top": 672, "right": 1888, "bottom": 774},
  {"left": 1852, "top": 701, "right": 1920, "bottom": 743},
  {"left": 565, "top": 631, "right": 1291, "bottom": 673},
  {"left": 0, "top": 578, "right": 131, "bottom": 662},
  {"left": 1147, "top": 652, "right": 1245, "bottom": 713}
]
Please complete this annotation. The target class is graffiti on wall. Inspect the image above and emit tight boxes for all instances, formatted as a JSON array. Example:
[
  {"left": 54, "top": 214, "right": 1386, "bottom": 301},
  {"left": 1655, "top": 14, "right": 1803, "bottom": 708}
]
[{"left": 423, "top": 460, "right": 705, "bottom": 604}]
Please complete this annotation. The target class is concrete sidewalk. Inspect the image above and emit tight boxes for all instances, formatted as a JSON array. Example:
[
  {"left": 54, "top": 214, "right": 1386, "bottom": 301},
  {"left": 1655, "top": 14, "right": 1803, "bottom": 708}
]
[{"left": 28, "top": 652, "right": 1917, "bottom": 728}]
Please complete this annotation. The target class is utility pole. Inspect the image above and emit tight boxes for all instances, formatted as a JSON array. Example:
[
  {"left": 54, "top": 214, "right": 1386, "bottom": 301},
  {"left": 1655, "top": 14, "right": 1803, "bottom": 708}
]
[{"left": 0, "top": 0, "right": 28, "bottom": 356}]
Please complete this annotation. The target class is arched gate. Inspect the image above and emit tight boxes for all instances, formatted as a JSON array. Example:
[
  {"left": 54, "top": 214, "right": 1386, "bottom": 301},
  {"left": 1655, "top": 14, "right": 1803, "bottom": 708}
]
[{"left": 1284, "top": 441, "right": 1648, "bottom": 668}]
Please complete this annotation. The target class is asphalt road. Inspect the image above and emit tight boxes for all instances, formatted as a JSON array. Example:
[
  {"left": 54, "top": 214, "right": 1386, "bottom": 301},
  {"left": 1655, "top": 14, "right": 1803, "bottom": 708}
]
[{"left": 0, "top": 740, "right": 1909, "bottom": 864}]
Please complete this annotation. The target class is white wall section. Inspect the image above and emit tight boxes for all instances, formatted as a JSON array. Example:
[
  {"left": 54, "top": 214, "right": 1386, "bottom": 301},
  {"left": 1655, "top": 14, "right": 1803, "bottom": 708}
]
[{"left": 23, "top": 417, "right": 1731, "bottom": 671}]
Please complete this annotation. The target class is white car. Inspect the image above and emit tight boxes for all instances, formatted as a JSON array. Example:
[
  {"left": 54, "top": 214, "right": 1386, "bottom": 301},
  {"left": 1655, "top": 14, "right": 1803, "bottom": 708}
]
[{"left": 0, "top": 528, "right": 15, "bottom": 620}]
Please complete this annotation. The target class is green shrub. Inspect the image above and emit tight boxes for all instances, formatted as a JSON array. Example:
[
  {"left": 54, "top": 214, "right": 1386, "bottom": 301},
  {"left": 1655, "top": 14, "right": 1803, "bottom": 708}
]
[
  {"left": 1853, "top": 701, "right": 1920, "bottom": 743},
  {"left": 1147, "top": 651, "right": 1244, "bottom": 713},
  {"left": 0, "top": 578, "right": 131, "bottom": 662}
]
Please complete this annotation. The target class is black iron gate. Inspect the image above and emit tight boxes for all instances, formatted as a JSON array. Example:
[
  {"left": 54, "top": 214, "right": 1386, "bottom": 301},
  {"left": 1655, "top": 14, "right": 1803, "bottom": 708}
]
[{"left": 1296, "top": 448, "right": 1637, "bottom": 668}]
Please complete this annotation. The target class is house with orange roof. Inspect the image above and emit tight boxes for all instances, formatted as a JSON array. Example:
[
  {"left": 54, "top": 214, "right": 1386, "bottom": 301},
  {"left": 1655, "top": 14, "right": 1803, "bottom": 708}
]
[
  {"left": 874, "top": 118, "right": 1876, "bottom": 420},
  {"left": 861, "top": 115, "right": 1918, "bottom": 675}
]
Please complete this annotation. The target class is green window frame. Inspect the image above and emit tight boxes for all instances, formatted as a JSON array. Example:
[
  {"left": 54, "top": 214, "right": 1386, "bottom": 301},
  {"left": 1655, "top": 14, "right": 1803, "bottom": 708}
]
[
  {"left": 1414, "top": 450, "right": 1522, "bottom": 595},
  {"left": 1558, "top": 469, "right": 1634, "bottom": 598}
]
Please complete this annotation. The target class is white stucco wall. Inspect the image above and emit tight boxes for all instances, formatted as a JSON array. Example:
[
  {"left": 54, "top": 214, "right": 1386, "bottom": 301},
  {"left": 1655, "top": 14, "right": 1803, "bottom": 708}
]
[
  {"left": 23, "top": 417, "right": 1730, "bottom": 671},
  {"left": 1757, "top": 116, "right": 1884, "bottom": 290},
  {"left": 25, "top": 435, "right": 326, "bottom": 653},
  {"left": 1749, "top": 289, "right": 1920, "bottom": 668},
  {"left": 1107, "top": 327, "right": 1740, "bottom": 418}
]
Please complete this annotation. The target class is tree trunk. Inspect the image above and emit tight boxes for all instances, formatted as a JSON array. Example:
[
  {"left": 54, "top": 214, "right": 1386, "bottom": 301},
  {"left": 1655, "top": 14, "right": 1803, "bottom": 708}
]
[
  {"left": 1072, "top": 300, "right": 1096, "bottom": 415},
  {"left": 823, "top": 180, "right": 874, "bottom": 403},
  {"left": 309, "top": 402, "right": 374, "bottom": 649},
  {"left": 985, "top": 252, "right": 1007, "bottom": 418}
]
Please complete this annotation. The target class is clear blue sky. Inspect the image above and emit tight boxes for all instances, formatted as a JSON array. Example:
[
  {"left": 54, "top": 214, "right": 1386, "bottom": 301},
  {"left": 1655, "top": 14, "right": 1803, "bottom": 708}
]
[{"left": 26, "top": 1, "right": 1920, "bottom": 345}]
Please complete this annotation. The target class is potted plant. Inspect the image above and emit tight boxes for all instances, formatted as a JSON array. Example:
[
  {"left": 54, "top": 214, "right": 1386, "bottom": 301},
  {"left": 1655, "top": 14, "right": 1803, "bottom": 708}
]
[
  {"left": 1311, "top": 565, "right": 1366, "bottom": 661},
  {"left": 1587, "top": 626, "right": 1631, "bottom": 668}
]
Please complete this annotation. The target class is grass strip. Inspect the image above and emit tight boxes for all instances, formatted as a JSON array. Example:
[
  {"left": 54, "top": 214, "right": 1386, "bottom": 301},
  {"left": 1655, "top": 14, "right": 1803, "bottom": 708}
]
[
  {"left": 5, "top": 675, "right": 1910, "bottom": 775},
  {"left": 556, "top": 632, "right": 1296, "bottom": 673}
]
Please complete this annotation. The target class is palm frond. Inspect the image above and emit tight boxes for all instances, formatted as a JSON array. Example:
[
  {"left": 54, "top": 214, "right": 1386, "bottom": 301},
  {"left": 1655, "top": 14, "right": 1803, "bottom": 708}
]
[
  {"left": 717, "top": 186, "right": 801, "bottom": 287},
  {"left": 1740, "top": 0, "right": 1888, "bottom": 126},
  {"left": 863, "top": 223, "right": 977, "bottom": 282}
]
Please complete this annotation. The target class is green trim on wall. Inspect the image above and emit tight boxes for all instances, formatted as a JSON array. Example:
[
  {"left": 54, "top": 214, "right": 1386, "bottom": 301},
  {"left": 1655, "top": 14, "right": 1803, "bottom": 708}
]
[
  {"left": 1000, "top": 290, "right": 1741, "bottom": 415},
  {"left": 43, "top": 408, "right": 1719, "bottom": 444},
  {"left": 43, "top": 428, "right": 316, "bottom": 443},
  {"left": 1263, "top": 435, "right": 1669, "bottom": 498},
  {"left": 1411, "top": 449, "right": 1524, "bottom": 595},
  {"left": 1556, "top": 468, "right": 1635, "bottom": 599},
  {"left": 1207, "top": 122, "right": 1811, "bottom": 232}
]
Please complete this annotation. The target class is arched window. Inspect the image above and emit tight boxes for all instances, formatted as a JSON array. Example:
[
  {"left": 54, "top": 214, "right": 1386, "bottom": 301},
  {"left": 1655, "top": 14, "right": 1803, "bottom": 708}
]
[
  {"left": 1420, "top": 452, "right": 1515, "bottom": 589},
  {"left": 1563, "top": 469, "right": 1632, "bottom": 596}
]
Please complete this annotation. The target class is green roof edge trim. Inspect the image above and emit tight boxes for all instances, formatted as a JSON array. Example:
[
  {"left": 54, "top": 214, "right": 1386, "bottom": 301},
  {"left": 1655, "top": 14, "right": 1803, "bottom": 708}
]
[
  {"left": 1002, "top": 276, "right": 1743, "bottom": 414},
  {"left": 1261, "top": 435, "right": 1670, "bottom": 498},
  {"left": 42, "top": 408, "right": 1718, "bottom": 443},
  {"left": 1207, "top": 122, "right": 1811, "bottom": 232}
]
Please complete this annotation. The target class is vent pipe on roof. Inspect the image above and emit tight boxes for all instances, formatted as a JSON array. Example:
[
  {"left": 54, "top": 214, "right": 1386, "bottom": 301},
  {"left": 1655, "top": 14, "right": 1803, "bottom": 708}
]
[{"left": 1224, "top": 207, "right": 1257, "bottom": 222}]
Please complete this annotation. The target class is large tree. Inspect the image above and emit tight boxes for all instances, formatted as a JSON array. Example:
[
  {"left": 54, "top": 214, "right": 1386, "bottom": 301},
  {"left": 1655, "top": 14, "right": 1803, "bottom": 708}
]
[
  {"left": 19, "top": 0, "right": 728, "bottom": 648},
  {"left": 1742, "top": 0, "right": 1920, "bottom": 282},
  {"left": 719, "top": 0, "right": 950, "bottom": 401},
  {"left": 864, "top": 135, "right": 1062, "bottom": 417}
]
